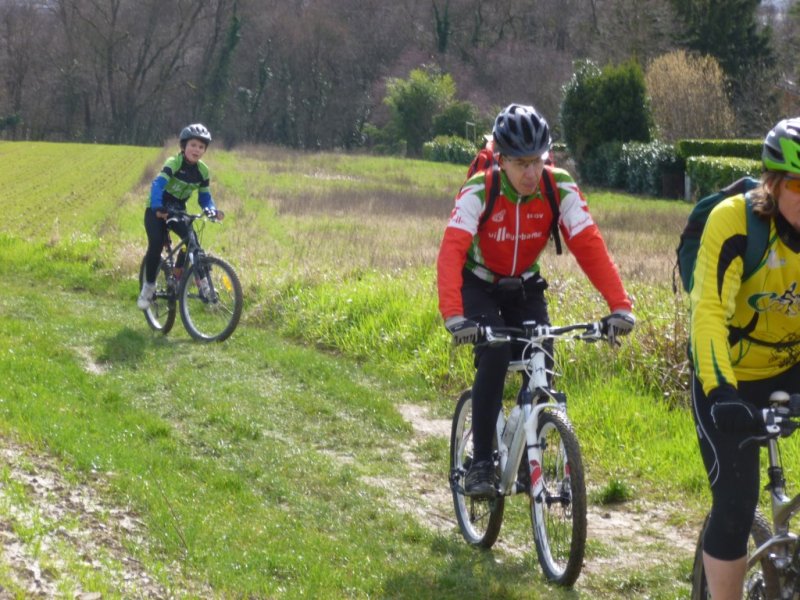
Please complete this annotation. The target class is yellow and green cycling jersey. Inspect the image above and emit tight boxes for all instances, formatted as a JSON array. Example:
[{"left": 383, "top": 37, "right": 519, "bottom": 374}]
[{"left": 691, "top": 193, "right": 800, "bottom": 395}]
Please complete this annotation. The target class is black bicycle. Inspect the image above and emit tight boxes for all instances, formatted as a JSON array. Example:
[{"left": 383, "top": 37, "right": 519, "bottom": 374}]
[
  {"left": 138, "top": 210, "right": 243, "bottom": 342},
  {"left": 691, "top": 391, "right": 800, "bottom": 599}
]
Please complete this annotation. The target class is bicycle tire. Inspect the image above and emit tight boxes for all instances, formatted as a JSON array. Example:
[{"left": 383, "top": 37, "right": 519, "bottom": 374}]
[
  {"left": 690, "top": 510, "right": 779, "bottom": 599},
  {"left": 530, "top": 410, "right": 587, "bottom": 586},
  {"left": 179, "top": 255, "right": 243, "bottom": 342},
  {"left": 449, "top": 389, "right": 504, "bottom": 548},
  {"left": 139, "top": 256, "right": 176, "bottom": 334}
]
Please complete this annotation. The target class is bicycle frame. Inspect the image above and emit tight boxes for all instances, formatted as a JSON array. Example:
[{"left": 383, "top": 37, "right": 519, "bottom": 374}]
[
  {"left": 488, "top": 323, "right": 599, "bottom": 498},
  {"left": 747, "top": 435, "right": 800, "bottom": 574},
  {"left": 162, "top": 216, "right": 205, "bottom": 274}
]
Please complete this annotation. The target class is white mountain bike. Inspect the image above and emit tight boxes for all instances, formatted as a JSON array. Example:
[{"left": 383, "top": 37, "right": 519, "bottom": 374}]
[{"left": 449, "top": 320, "right": 609, "bottom": 586}]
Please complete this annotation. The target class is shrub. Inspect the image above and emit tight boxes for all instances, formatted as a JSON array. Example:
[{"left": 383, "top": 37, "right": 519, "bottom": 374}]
[
  {"left": 675, "top": 139, "right": 762, "bottom": 161},
  {"left": 561, "top": 59, "right": 652, "bottom": 170},
  {"left": 619, "top": 141, "right": 684, "bottom": 197},
  {"left": 645, "top": 50, "right": 736, "bottom": 143},
  {"left": 432, "top": 100, "right": 484, "bottom": 140},
  {"left": 384, "top": 66, "right": 456, "bottom": 157},
  {"left": 686, "top": 156, "right": 760, "bottom": 198},
  {"left": 579, "top": 142, "right": 624, "bottom": 188},
  {"left": 422, "top": 135, "right": 477, "bottom": 165}
]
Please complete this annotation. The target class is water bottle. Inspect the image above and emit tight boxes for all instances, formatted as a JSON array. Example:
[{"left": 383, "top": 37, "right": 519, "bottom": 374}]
[{"left": 502, "top": 405, "right": 522, "bottom": 447}]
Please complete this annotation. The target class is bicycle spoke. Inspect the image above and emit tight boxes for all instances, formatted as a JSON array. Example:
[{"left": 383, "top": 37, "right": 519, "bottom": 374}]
[{"left": 179, "top": 256, "right": 242, "bottom": 342}]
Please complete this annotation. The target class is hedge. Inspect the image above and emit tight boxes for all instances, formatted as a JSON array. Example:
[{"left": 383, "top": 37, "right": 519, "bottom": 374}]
[
  {"left": 676, "top": 139, "right": 761, "bottom": 161},
  {"left": 422, "top": 135, "right": 477, "bottom": 165},
  {"left": 685, "top": 156, "right": 760, "bottom": 198}
]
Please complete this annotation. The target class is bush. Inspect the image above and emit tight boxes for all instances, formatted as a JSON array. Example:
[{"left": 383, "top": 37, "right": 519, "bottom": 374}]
[
  {"left": 619, "top": 141, "right": 684, "bottom": 197},
  {"left": 362, "top": 123, "right": 406, "bottom": 156},
  {"left": 561, "top": 59, "right": 652, "bottom": 168},
  {"left": 432, "top": 100, "right": 483, "bottom": 139},
  {"left": 645, "top": 50, "right": 735, "bottom": 143},
  {"left": 676, "top": 139, "right": 762, "bottom": 161},
  {"left": 579, "top": 142, "right": 624, "bottom": 188},
  {"left": 686, "top": 156, "right": 760, "bottom": 198},
  {"left": 579, "top": 140, "right": 684, "bottom": 197},
  {"left": 384, "top": 66, "right": 456, "bottom": 157},
  {"left": 422, "top": 135, "right": 477, "bottom": 165}
]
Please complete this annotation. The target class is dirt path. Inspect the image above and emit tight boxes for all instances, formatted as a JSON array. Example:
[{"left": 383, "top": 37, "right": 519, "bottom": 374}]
[
  {"left": 0, "top": 438, "right": 211, "bottom": 598},
  {"left": 395, "top": 403, "right": 698, "bottom": 583}
]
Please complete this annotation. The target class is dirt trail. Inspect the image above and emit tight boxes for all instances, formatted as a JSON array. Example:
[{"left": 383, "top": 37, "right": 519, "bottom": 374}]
[
  {"left": 395, "top": 403, "right": 697, "bottom": 580},
  {"left": 0, "top": 438, "right": 211, "bottom": 598}
]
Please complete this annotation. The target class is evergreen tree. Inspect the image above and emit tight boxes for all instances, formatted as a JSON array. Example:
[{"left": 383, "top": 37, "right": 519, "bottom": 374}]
[
  {"left": 670, "top": 0, "right": 776, "bottom": 133},
  {"left": 670, "top": 0, "right": 774, "bottom": 87}
]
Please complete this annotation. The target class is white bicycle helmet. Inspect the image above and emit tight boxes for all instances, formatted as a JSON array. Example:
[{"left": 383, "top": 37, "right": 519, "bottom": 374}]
[{"left": 179, "top": 123, "right": 212, "bottom": 147}]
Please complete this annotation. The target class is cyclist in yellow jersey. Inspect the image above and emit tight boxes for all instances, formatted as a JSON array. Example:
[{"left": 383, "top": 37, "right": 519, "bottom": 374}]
[{"left": 692, "top": 117, "right": 800, "bottom": 599}]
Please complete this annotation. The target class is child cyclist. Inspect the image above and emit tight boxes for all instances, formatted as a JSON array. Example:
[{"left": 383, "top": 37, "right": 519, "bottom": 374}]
[{"left": 137, "top": 123, "right": 223, "bottom": 310}]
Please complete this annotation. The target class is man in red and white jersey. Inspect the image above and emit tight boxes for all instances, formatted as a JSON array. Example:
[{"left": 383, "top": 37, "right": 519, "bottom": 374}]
[{"left": 436, "top": 103, "right": 634, "bottom": 497}]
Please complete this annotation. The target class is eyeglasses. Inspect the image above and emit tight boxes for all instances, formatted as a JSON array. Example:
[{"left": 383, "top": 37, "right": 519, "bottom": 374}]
[
  {"left": 784, "top": 176, "right": 800, "bottom": 193},
  {"left": 507, "top": 156, "right": 546, "bottom": 170}
]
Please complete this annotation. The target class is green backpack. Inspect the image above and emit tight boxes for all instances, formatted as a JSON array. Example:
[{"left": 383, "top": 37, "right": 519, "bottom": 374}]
[{"left": 675, "top": 177, "right": 769, "bottom": 293}]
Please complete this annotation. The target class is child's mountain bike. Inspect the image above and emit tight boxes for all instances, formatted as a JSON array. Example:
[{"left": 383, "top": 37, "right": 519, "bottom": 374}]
[
  {"left": 138, "top": 210, "right": 243, "bottom": 342},
  {"left": 449, "top": 320, "right": 610, "bottom": 587},
  {"left": 691, "top": 391, "right": 800, "bottom": 599}
]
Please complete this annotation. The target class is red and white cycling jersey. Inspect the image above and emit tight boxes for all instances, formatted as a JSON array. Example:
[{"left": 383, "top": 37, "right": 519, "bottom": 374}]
[{"left": 436, "top": 166, "right": 631, "bottom": 319}]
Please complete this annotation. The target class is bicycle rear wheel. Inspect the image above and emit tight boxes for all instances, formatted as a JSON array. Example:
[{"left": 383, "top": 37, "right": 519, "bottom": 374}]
[
  {"left": 449, "top": 390, "right": 504, "bottom": 548},
  {"left": 530, "top": 410, "right": 587, "bottom": 586},
  {"left": 691, "top": 510, "right": 779, "bottom": 599},
  {"left": 139, "top": 256, "right": 176, "bottom": 334},
  {"left": 179, "top": 255, "right": 243, "bottom": 342}
]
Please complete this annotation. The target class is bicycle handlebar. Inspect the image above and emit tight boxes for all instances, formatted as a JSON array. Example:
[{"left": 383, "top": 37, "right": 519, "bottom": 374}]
[
  {"left": 481, "top": 321, "right": 606, "bottom": 345},
  {"left": 740, "top": 393, "right": 800, "bottom": 447},
  {"left": 164, "top": 208, "right": 224, "bottom": 225}
]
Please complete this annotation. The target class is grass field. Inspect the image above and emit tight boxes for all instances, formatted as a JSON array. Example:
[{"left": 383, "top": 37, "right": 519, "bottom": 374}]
[{"left": 0, "top": 140, "right": 796, "bottom": 598}]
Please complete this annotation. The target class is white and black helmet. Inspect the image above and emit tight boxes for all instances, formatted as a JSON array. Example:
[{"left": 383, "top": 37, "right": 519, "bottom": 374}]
[
  {"left": 492, "top": 104, "right": 551, "bottom": 158},
  {"left": 179, "top": 123, "right": 212, "bottom": 147}
]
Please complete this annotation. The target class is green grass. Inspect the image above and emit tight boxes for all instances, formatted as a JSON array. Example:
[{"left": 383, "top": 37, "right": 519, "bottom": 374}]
[{"left": 1, "top": 141, "right": 796, "bottom": 597}]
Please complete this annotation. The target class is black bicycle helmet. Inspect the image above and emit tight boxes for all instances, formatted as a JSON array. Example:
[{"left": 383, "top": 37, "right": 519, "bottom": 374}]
[
  {"left": 492, "top": 104, "right": 551, "bottom": 158},
  {"left": 179, "top": 123, "right": 212, "bottom": 147},
  {"left": 763, "top": 117, "right": 800, "bottom": 174}
]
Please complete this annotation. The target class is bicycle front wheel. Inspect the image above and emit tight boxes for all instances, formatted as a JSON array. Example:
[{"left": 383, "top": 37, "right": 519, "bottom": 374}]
[
  {"left": 530, "top": 410, "right": 587, "bottom": 586},
  {"left": 449, "top": 390, "right": 504, "bottom": 548},
  {"left": 690, "top": 510, "right": 779, "bottom": 599},
  {"left": 139, "top": 256, "right": 176, "bottom": 334},
  {"left": 179, "top": 255, "right": 243, "bottom": 342}
]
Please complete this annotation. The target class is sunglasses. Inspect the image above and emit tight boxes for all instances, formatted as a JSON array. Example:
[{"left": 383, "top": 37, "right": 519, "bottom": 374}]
[{"left": 785, "top": 176, "right": 800, "bottom": 193}]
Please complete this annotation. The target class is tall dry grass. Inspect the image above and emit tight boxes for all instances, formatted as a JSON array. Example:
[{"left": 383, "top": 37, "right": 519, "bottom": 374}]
[{"left": 208, "top": 146, "right": 694, "bottom": 403}]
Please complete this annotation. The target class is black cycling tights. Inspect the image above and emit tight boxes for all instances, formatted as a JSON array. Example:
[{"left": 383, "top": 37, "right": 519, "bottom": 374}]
[
  {"left": 692, "top": 362, "right": 800, "bottom": 560},
  {"left": 142, "top": 208, "right": 189, "bottom": 284},
  {"left": 462, "top": 270, "right": 551, "bottom": 464}
]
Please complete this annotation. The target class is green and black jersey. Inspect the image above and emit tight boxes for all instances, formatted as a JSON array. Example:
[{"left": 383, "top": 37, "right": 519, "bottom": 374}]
[{"left": 149, "top": 153, "right": 214, "bottom": 211}]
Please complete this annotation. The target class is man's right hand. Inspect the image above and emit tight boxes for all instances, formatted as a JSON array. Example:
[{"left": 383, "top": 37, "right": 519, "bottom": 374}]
[
  {"left": 709, "top": 386, "right": 764, "bottom": 434},
  {"left": 444, "top": 316, "right": 481, "bottom": 346}
]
